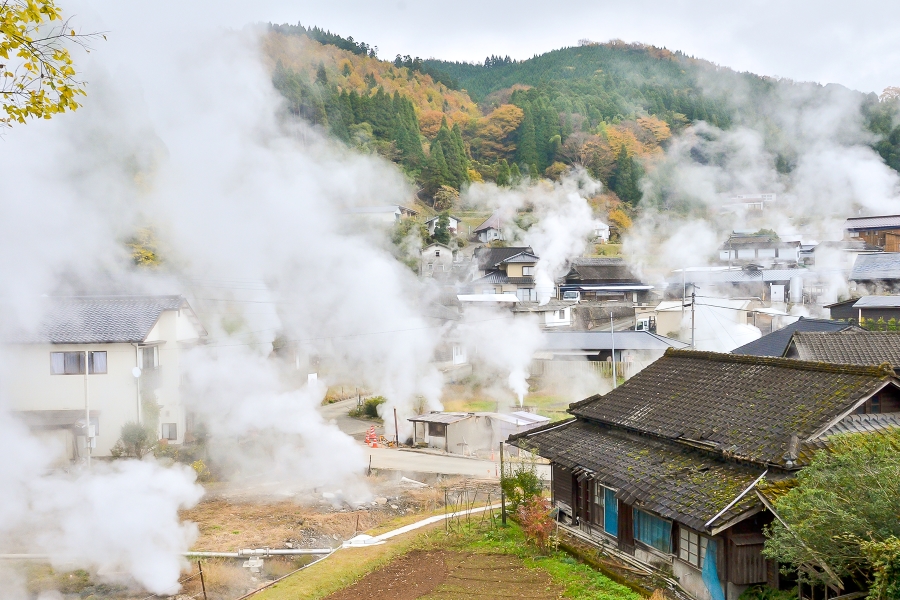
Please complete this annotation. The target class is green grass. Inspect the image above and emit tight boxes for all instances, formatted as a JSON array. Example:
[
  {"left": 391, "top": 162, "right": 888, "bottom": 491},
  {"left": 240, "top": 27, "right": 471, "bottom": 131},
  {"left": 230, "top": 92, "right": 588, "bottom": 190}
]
[{"left": 436, "top": 522, "right": 641, "bottom": 600}]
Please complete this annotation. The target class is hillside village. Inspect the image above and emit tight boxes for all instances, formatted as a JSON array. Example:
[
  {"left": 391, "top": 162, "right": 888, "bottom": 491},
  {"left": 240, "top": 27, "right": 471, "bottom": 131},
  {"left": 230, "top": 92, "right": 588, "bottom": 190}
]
[{"left": 3, "top": 8, "right": 900, "bottom": 600}]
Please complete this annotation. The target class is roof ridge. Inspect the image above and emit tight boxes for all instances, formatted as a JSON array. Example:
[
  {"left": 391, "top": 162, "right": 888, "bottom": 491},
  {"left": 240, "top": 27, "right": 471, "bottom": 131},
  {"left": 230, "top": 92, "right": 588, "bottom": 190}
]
[{"left": 665, "top": 348, "right": 894, "bottom": 377}]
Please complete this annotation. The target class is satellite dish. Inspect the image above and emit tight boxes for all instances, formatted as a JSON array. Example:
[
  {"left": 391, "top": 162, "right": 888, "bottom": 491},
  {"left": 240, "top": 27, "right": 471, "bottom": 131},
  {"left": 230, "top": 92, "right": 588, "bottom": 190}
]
[{"left": 132, "top": 367, "right": 142, "bottom": 378}]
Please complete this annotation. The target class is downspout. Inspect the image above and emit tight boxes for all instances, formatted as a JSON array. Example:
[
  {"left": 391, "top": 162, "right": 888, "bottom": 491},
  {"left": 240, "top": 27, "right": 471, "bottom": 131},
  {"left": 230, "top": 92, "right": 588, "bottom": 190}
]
[{"left": 133, "top": 343, "right": 142, "bottom": 425}]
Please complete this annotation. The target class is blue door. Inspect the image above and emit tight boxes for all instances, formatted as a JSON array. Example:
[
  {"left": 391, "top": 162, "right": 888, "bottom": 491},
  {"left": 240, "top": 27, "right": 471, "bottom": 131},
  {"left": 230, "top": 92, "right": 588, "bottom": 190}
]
[{"left": 604, "top": 488, "right": 618, "bottom": 536}]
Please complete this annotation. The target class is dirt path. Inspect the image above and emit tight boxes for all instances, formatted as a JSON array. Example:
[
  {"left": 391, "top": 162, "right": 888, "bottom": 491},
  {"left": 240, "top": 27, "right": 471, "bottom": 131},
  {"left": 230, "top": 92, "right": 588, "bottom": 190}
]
[{"left": 322, "top": 551, "right": 564, "bottom": 600}]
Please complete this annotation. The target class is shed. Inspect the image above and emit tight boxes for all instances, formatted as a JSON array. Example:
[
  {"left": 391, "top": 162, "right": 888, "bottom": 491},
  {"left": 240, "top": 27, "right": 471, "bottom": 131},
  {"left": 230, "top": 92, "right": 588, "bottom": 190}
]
[{"left": 853, "top": 295, "right": 900, "bottom": 323}]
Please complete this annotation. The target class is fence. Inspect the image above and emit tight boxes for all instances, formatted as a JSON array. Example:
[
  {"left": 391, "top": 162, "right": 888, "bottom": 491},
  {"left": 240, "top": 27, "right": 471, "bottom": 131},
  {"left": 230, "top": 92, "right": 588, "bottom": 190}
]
[{"left": 529, "top": 359, "right": 651, "bottom": 382}]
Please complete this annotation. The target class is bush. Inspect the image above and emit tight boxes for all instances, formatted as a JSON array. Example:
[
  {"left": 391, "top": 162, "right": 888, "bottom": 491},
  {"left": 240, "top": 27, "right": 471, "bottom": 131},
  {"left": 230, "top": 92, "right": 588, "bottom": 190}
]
[
  {"left": 501, "top": 455, "right": 544, "bottom": 511},
  {"left": 737, "top": 586, "right": 797, "bottom": 600},
  {"left": 517, "top": 495, "right": 554, "bottom": 552},
  {"left": 349, "top": 396, "right": 387, "bottom": 419},
  {"left": 110, "top": 422, "right": 155, "bottom": 459}
]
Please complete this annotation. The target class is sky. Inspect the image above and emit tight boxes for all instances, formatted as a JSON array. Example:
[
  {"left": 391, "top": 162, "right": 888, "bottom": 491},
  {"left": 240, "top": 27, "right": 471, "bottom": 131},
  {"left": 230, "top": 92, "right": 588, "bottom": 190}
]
[{"left": 150, "top": 0, "right": 900, "bottom": 96}]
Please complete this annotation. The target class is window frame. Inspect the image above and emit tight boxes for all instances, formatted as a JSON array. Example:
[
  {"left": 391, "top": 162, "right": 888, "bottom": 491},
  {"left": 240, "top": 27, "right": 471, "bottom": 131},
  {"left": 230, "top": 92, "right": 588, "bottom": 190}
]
[
  {"left": 677, "top": 526, "right": 709, "bottom": 569},
  {"left": 161, "top": 422, "right": 177, "bottom": 441},
  {"left": 633, "top": 508, "right": 673, "bottom": 554},
  {"left": 51, "top": 351, "right": 106, "bottom": 375},
  {"left": 428, "top": 422, "right": 447, "bottom": 437}
]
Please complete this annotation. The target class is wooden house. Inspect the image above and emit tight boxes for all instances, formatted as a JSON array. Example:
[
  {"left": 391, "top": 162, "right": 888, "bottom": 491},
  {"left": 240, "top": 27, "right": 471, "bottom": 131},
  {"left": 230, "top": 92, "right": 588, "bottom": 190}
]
[{"left": 511, "top": 350, "right": 900, "bottom": 600}]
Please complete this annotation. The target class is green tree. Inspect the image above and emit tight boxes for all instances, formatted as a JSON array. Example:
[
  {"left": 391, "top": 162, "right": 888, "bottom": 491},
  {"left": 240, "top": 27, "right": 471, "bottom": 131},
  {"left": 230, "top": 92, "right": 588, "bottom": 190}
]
[
  {"left": 762, "top": 429, "right": 900, "bottom": 591},
  {"left": 111, "top": 422, "right": 155, "bottom": 459},
  {"left": 1, "top": 0, "right": 93, "bottom": 127},
  {"left": 432, "top": 212, "right": 451, "bottom": 245},
  {"left": 610, "top": 150, "right": 643, "bottom": 204},
  {"left": 423, "top": 140, "right": 451, "bottom": 196},
  {"left": 496, "top": 159, "right": 511, "bottom": 186},
  {"left": 315, "top": 62, "right": 327, "bottom": 84},
  {"left": 516, "top": 105, "right": 539, "bottom": 172}
]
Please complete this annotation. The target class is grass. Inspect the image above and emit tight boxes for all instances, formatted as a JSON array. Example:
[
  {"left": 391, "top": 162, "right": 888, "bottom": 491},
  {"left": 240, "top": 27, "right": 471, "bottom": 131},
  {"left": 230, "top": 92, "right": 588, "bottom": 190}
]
[
  {"left": 436, "top": 522, "right": 642, "bottom": 600},
  {"left": 257, "top": 508, "right": 640, "bottom": 600}
]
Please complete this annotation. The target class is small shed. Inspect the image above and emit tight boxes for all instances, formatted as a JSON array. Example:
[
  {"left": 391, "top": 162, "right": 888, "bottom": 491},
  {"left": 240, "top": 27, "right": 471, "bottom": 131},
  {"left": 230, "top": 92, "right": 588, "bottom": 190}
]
[
  {"left": 409, "top": 411, "right": 551, "bottom": 455},
  {"left": 853, "top": 295, "right": 900, "bottom": 323}
]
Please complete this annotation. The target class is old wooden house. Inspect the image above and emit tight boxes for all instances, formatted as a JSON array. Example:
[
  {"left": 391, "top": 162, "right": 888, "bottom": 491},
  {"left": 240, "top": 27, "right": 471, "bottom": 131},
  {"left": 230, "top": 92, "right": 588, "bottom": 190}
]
[{"left": 511, "top": 349, "right": 900, "bottom": 600}]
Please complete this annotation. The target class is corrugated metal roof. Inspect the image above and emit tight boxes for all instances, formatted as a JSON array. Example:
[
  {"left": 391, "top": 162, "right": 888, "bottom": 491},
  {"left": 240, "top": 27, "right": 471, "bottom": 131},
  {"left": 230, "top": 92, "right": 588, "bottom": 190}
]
[
  {"left": 407, "top": 412, "right": 473, "bottom": 424},
  {"left": 540, "top": 330, "right": 688, "bottom": 351},
  {"left": 474, "top": 213, "right": 502, "bottom": 232},
  {"left": 845, "top": 214, "right": 900, "bottom": 230},
  {"left": 854, "top": 295, "right": 900, "bottom": 308}
]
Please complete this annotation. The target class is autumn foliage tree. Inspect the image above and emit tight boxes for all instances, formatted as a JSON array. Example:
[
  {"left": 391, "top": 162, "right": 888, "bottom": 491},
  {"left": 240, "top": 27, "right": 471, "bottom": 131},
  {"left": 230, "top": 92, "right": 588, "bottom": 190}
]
[{"left": 1, "top": 0, "right": 93, "bottom": 127}]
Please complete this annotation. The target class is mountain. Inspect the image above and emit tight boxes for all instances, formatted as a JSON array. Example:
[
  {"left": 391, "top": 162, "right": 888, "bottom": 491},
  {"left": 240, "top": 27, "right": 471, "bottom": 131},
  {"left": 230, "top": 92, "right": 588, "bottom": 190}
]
[{"left": 263, "top": 26, "right": 900, "bottom": 208}]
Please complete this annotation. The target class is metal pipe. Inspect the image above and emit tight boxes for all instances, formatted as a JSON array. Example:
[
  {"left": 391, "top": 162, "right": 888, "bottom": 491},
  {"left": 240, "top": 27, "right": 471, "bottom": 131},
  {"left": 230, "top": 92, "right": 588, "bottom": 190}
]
[{"left": 184, "top": 548, "right": 333, "bottom": 558}]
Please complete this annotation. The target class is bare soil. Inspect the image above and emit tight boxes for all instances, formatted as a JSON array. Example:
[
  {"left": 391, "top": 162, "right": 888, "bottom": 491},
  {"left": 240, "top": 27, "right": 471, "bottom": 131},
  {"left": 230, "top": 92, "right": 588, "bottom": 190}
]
[{"left": 322, "top": 551, "right": 564, "bottom": 600}]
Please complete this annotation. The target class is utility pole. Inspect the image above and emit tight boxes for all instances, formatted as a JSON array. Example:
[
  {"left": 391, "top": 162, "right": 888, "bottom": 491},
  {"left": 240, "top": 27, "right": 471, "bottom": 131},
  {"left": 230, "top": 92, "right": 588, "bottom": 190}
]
[
  {"left": 610, "top": 312, "right": 617, "bottom": 389},
  {"left": 691, "top": 292, "right": 696, "bottom": 350},
  {"left": 393, "top": 407, "right": 400, "bottom": 447},
  {"left": 84, "top": 350, "right": 91, "bottom": 468},
  {"left": 500, "top": 441, "right": 506, "bottom": 525}
]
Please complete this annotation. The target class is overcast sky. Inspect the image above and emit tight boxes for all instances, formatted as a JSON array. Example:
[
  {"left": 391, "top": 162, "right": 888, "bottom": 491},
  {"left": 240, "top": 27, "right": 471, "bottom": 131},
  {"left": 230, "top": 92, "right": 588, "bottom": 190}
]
[{"left": 178, "top": 0, "right": 897, "bottom": 95}]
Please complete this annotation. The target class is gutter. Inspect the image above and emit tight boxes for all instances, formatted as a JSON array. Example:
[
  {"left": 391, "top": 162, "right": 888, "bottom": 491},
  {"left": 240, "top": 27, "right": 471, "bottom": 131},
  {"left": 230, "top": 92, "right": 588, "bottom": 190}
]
[{"left": 704, "top": 469, "right": 767, "bottom": 530}]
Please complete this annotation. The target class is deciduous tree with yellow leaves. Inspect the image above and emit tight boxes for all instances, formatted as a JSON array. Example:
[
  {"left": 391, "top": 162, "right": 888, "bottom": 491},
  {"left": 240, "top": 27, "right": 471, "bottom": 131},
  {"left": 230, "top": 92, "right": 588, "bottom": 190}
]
[{"left": 0, "top": 0, "right": 93, "bottom": 127}]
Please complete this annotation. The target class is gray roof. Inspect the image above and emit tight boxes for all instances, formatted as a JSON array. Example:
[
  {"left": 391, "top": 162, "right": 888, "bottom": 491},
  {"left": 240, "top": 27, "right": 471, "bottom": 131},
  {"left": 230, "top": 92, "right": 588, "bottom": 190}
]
[
  {"left": 512, "top": 299, "right": 577, "bottom": 313},
  {"left": 845, "top": 214, "right": 900, "bottom": 230},
  {"left": 540, "top": 330, "right": 688, "bottom": 352},
  {"left": 854, "top": 295, "right": 900, "bottom": 308},
  {"left": 850, "top": 253, "right": 900, "bottom": 281},
  {"left": 11, "top": 295, "right": 193, "bottom": 344},
  {"left": 731, "top": 317, "right": 857, "bottom": 357},
  {"left": 474, "top": 246, "right": 534, "bottom": 270},
  {"left": 474, "top": 213, "right": 502, "bottom": 232},
  {"left": 407, "top": 412, "right": 473, "bottom": 424},
  {"left": 670, "top": 268, "right": 813, "bottom": 285},
  {"left": 787, "top": 331, "right": 900, "bottom": 368},
  {"left": 823, "top": 412, "right": 900, "bottom": 437},
  {"left": 503, "top": 252, "right": 539, "bottom": 263}
]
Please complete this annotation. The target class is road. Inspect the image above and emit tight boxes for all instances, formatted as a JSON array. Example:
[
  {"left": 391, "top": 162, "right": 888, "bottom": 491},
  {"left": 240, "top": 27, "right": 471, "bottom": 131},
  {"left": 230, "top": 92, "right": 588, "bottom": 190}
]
[{"left": 319, "top": 399, "right": 549, "bottom": 480}]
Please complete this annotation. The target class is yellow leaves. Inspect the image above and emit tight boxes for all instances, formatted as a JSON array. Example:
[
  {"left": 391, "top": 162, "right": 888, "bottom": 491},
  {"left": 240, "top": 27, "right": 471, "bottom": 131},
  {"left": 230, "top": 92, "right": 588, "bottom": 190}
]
[
  {"left": 608, "top": 207, "right": 632, "bottom": 231},
  {"left": 0, "top": 0, "right": 89, "bottom": 127},
  {"left": 636, "top": 115, "right": 671, "bottom": 144}
]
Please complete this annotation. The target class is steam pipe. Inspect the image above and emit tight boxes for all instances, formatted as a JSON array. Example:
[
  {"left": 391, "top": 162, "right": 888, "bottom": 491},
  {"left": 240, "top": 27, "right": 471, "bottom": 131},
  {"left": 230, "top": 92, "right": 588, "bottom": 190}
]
[{"left": 185, "top": 548, "right": 333, "bottom": 558}]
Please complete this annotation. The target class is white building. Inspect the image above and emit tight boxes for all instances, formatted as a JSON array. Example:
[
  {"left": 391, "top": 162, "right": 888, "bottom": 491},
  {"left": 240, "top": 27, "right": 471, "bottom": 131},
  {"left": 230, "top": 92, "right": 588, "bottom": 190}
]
[
  {"left": 473, "top": 212, "right": 504, "bottom": 243},
  {"left": 420, "top": 242, "right": 456, "bottom": 276},
  {"left": 424, "top": 214, "right": 462, "bottom": 237},
  {"left": 4, "top": 295, "right": 207, "bottom": 460},
  {"left": 346, "top": 205, "right": 418, "bottom": 225},
  {"left": 511, "top": 299, "right": 576, "bottom": 328},
  {"left": 593, "top": 221, "right": 611, "bottom": 243}
]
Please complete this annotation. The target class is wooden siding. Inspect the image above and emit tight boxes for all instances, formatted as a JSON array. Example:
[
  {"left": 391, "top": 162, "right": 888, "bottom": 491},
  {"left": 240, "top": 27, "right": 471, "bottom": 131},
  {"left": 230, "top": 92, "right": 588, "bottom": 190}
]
[
  {"left": 727, "top": 534, "right": 768, "bottom": 585},
  {"left": 552, "top": 464, "right": 573, "bottom": 507},
  {"left": 618, "top": 501, "right": 635, "bottom": 554}
]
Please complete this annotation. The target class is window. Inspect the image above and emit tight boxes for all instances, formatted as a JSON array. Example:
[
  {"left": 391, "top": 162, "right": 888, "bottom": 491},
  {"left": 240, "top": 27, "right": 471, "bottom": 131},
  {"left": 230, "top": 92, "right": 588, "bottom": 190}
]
[
  {"left": 871, "top": 395, "right": 882, "bottom": 413},
  {"left": 161, "top": 423, "right": 177, "bottom": 440},
  {"left": 558, "top": 309, "right": 566, "bottom": 320},
  {"left": 592, "top": 482, "right": 604, "bottom": 526},
  {"left": 516, "top": 288, "right": 537, "bottom": 301},
  {"left": 633, "top": 509, "right": 672, "bottom": 553},
  {"left": 678, "top": 527, "right": 709, "bottom": 569},
  {"left": 435, "top": 250, "right": 441, "bottom": 257},
  {"left": 89, "top": 351, "right": 107, "bottom": 374},
  {"left": 428, "top": 422, "right": 447, "bottom": 437},
  {"left": 51, "top": 351, "right": 107, "bottom": 375},
  {"left": 522, "top": 266, "right": 535, "bottom": 276},
  {"left": 141, "top": 346, "right": 159, "bottom": 369}
]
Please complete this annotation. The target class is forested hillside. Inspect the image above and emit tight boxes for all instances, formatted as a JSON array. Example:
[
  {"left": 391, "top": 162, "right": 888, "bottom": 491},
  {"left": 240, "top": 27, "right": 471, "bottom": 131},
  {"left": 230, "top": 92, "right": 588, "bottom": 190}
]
[{"left": 263, "top": 25, "right": 900, "bottom": 212}]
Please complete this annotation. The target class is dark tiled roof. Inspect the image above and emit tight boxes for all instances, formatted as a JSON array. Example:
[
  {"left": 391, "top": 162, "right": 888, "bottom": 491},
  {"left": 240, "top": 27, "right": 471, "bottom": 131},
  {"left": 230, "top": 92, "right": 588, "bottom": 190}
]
[
  {"left": 822, "top": 412, "right": 900, "bottom": 438},
  {"left": 13, "top": 295, "right": 187, "bottom": 343},
  {"left": 513, "top": 419, "right": 763, "bottom": 531},
  {"left": 788, "top": 331, "right": 900, "bottom": 368},
  {"left": 470, "top": 270, "right": 509, "bottom": 285},
  {"left": 850, "top": 253, "right": 900, "bottom": 281},
  {"left": 474, "top": 246, "right": 534, "bottom": 270},
  {"left": 569, "top": 349, "right": 894, "bottom": 467},
  {"left": 564, "top": 258, "right": 641, "bottom": 284},
  {"left": 512, "top": 299, "right": 577, "bottom": 313},
  {"left": 507, "top": 276, "right": 535, "bottom": 285},
  {"left": 731, "top": 317, "right": 856, "bottom": 357}
]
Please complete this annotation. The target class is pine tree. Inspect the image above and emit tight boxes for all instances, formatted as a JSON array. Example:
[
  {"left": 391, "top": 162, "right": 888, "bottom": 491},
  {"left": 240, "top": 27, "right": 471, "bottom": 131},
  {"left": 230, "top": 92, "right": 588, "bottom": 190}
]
[
  {"left": 510, "top": 163, "right": 522, "bottom": 185},
  {"left": 516, "top": 106, "right": 539, "bottom": 171},
  {"left": 423, "top": 141, "right": 451, "bottom": 196},
  {"left": 496, "top": 159, "right": 511, "bottom": 186},
  {"left": 433, "top": 212, "right": 451, "bottom": 245},
  {"left": 611, "top": 150, "right": 643, "bottom": 204},
  {"left": 316, "top": 63, "right": 328, "bottom": 85}
]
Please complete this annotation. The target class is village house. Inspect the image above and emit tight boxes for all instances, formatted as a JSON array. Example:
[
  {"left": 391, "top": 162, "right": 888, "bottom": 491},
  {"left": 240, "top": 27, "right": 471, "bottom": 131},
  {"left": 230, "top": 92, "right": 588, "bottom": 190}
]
[
  {"left": 783, "top": 330, "right": 900, "bottom": 373},
  {"left": 468, "top": 246, "right": 540, "bottom": 301},
  {"left": 4, "top": 295, "right": 207, "bottom": 461},
  {"left": 473, "top": 212, "right": 504, "bottom": 243},
  {"left": 511, "top": 350, "right": 900, "bottom": 600},
  {"left": 420, "top": 242, "right": 456, "bottom": 277},
  {"left": 424, "top": 214, "right": 462, "bottom": 237},
  {"left": 849, "top": 252, "right": 900, "bottom": 293},
  {"left": 408, "top": 410, "right": 549, "bottom": 455},
  {"left": 844, "top": 214, "right": 900, "bottom": 251},
  {"left": 731, "top": 317, "right": 860, "bottom": 357},
  {"left": 346, "top": 204, "right": 419, "bottom": 225},
  {"left": 719, "top": 193, "right": 777, "bottom": 213},
  {"left": 849, "top": 295, "right": 900, "bottom": 323},
  {"left": 558, "top": 257, "right": 653, "bottom": 303},
  {"left": 718, "top": 232, "right": 801, "bottom": 267},
  {"left": 511, "top": 299, "right": 577, "bottom": 329}
]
